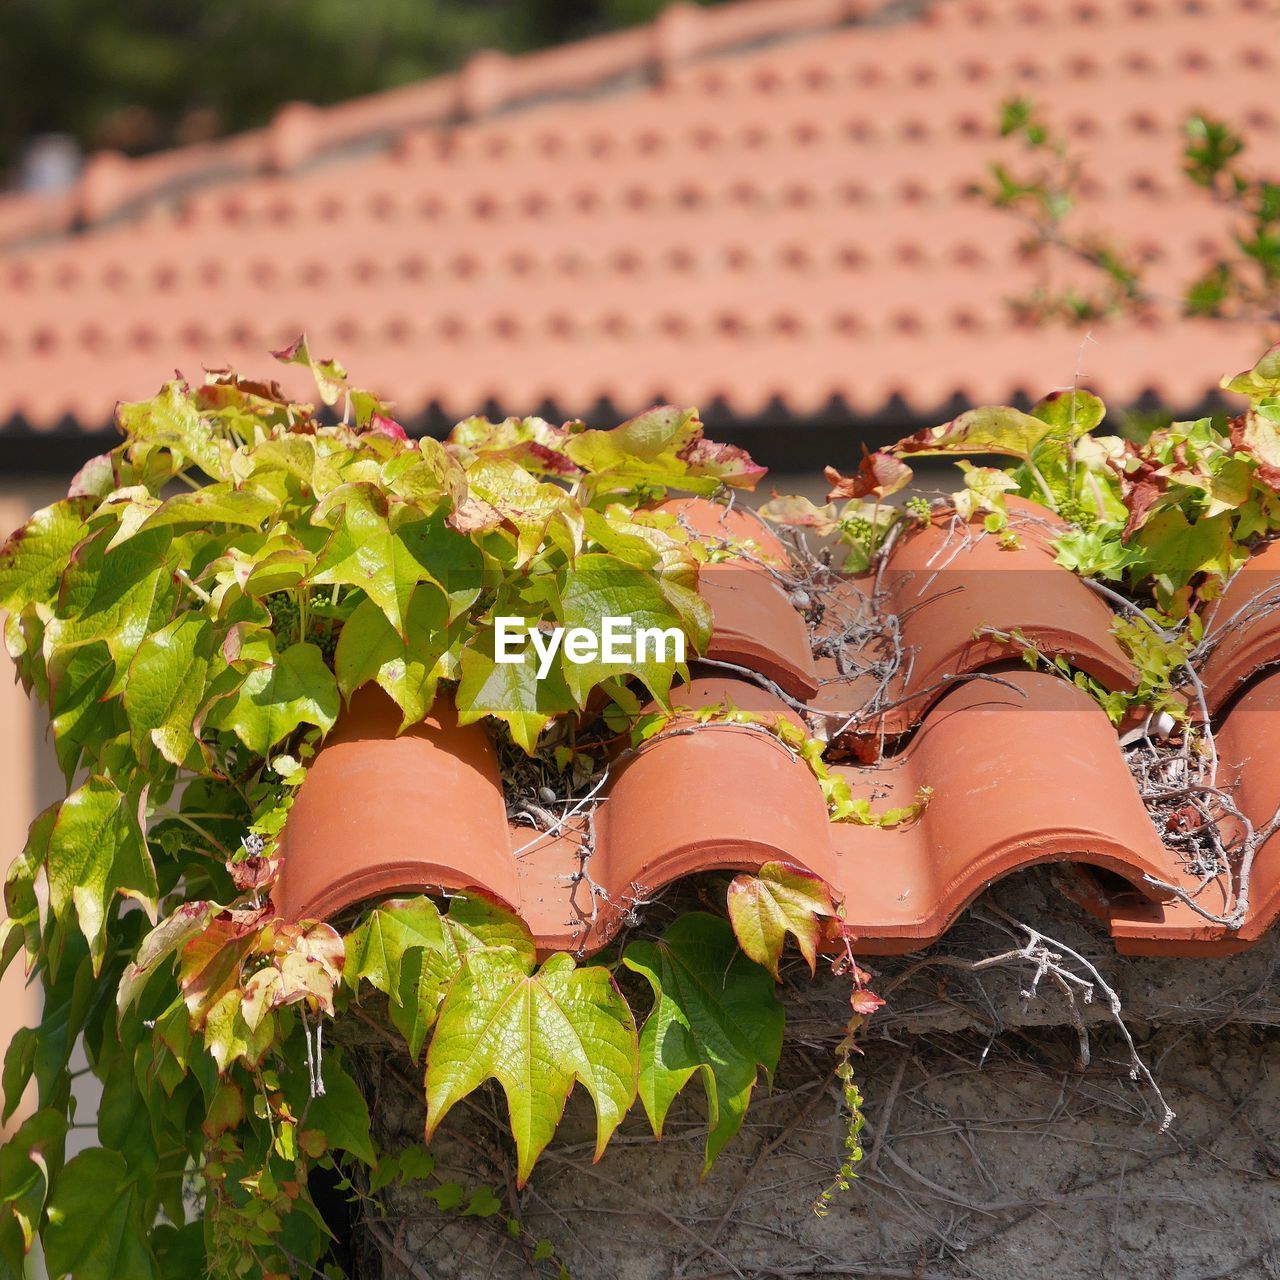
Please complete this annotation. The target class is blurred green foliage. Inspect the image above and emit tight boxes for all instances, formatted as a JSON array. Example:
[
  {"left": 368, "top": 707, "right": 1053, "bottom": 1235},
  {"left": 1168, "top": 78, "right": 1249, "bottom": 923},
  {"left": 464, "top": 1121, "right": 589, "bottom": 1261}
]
[{"left": 0, "top": 0, "right": 723, "bottom": 172}]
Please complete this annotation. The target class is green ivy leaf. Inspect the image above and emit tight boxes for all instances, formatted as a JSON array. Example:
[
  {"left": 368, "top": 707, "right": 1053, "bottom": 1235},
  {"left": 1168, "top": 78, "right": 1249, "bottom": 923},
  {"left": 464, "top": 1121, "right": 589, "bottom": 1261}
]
[
  {"left": 44, "top": 527, "right": 177, "bottom": 697},
  {"left": 344, "top": 897, "right": 447, "bottom": 998},
  {"left": 0, "top": 1210, "right": 22, "bottom": 1280},
  {"left": 151, "top": 1222, "right": 205, "bottom": 1280},
  {"left": 311, "top": 485, "right": 442, "bottom": 637},
  {"left": 388, "top": 949, "right": 441, "bottom": 1062},
  {"left": 727, "top": 862, "right": 837, "bottom": 979},
  {"left": 622, "top": 913, "right": 783, "bottom": 1174},
  {"left": 558, "top": 554, "right": 701, "bottom": 705},
  {"left": 563, "top": 406, "right": 756, "bottom": 495},
  {"left": 461, "top": 1186, "right": 502, "bottom": 1218},
  {"left": 1222, "top": 342, "right": 1280, "bottom": 402},
  {"left": 406, "top": 509, "right": 485, "bottom": 620},
  {"left": 44, "top": 1148, "right": 156, "bottom": 1280},
  {"left": 137, "top": 485, "right": 278, "bottom": 534},
  {"left": 1, "top": 1029, "right": 37, "bottom": 1124},
  {"left": 448, "top": 415, "right": 580, "bottom": 478},
  {"left": 0, "top": 1108, "right": 65, "bottom": 1252},
  {"left": 201, "top": 988, "right": 273, "bottom": 1074},
  {"left": 0, "top": 498, "right": 93, "bottom": 614},
  {"left": 204, "top": 638, "right": 338, "bottom": 755},
  {"left": 1134, "top": 508, "right": 1236, "bottom": 593},
  {"left": 564, "top": 406, "right": 700, "bottom": 476},
  {"left": 47, "top": 642, "right": 118, "bottom": 779},
  {"left": 123, "top": 614, "right": 213, "bottom": 765},
  {"left": 1054, "top": 525, "right": 1140, "bottom": 582},
  {"left": 463, "top": 457, "right": 577, "bottom": 565},
  {"left": 47, "top": 778, "right": 157, "bottom": 973},
  {"left": 440, "top": 893, "right": 537, "bottom": 965},
  {"left": 425, "top": 950, "right": 638, "bottom": 1185},
  {"left": 1030, "top": 388, "right": 1106, "bottom": 435},
  {"left": 96, "top": 1049, "right": 155, "bottom": 1173},
  {"left": 298, "top": 1058, "right": 375, "bottom": 1166},
  {"left": 457, "top": 624, "right": 576, "bottom": 753},
  {"left": 892, "top": 404, "right": 1071, "bottom": 463},
  {"left": 334, "top": 586, "right": 448, "bottom": 728},
  {"left": 348, "top": 894, "right": 536, "bottom": 1060},
  {"left": 117, "top": 381, "right": 232, "bottom": 481}
]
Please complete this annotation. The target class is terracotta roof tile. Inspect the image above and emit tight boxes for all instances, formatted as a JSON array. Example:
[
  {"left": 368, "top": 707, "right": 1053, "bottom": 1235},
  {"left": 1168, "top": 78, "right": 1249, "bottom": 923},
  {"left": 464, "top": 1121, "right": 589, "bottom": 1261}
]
[
  {"left": 273, "top": 498, "right": 1280, "bottom": 959},
  {"left": 1, "top": 0, "right": 1275, "bottom": 430}
]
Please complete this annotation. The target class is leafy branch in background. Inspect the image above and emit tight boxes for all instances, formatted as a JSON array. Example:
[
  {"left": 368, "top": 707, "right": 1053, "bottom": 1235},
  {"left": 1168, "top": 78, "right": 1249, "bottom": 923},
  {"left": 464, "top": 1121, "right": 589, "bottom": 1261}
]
[{"left": 983, "top": 98, "right": 1280, "bottom": 324}]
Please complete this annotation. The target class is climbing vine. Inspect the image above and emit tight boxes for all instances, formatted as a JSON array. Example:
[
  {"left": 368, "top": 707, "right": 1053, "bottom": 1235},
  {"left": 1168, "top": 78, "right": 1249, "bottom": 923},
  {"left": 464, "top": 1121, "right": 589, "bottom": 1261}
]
[
  {"left": 0, "top": 344, "right": 880, "bottom": 1279},
  {"left": 3, "top": 338, "right": 1279, "bottom": 1277}
]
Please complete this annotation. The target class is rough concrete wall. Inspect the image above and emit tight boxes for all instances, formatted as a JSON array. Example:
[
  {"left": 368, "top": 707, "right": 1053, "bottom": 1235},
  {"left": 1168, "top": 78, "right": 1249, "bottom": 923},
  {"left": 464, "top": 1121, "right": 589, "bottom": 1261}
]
[{"left": 360, "top": 872, "right": 1280, "bottom": 1280}]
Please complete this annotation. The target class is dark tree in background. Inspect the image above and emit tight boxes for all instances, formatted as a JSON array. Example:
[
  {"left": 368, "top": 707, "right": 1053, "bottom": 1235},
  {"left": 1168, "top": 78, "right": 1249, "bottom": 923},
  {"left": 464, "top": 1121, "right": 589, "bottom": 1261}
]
[{"left": 0, "top": 0, "right": 723, "bottom": 178}]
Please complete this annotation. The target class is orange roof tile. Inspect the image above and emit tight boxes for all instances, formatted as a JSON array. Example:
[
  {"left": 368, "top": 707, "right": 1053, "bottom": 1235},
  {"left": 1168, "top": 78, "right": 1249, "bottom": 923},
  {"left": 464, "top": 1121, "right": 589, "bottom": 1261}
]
[
  {"left": 273, "top": 498, "right": 1280, "bottom": 959},
  {"left": 0, "top": 0, "right": 1276, "bottom": 432}
]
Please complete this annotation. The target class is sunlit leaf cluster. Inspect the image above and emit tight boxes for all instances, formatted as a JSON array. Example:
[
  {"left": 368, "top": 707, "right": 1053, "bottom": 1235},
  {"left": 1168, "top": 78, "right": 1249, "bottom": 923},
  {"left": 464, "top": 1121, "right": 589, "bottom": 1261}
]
[
  {"left": 763, "top": 346, "right": 1280, "bottom": 726},
  {"left": 0, "top": 348, "right": 803, "bottom": 1277}
]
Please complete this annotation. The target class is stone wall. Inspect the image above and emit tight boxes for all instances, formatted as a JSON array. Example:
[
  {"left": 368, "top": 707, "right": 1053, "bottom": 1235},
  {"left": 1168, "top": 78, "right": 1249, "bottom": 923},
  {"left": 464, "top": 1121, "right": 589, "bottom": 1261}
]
[{"left": 357, "top": 872, "right": 1280, "bottom": 1280}]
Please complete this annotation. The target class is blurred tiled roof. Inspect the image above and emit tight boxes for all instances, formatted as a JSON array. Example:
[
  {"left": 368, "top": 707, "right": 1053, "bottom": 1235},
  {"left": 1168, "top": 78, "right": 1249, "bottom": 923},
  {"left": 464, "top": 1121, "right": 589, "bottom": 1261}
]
[{"left": 0, "top": 0, "right": 1277, "bottom": 431}]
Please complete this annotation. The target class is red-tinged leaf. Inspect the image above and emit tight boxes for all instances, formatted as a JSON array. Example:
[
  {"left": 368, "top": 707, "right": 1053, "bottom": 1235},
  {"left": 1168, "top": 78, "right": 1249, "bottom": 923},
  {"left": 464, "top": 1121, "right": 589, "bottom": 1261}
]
[
  {"left": 177, "top": 916, "right": 260, "bottom": 1026},
  {"left": 1231, "top": 411, "right": 1280, "bottom": 489},
  {"left": 67, "top": 452, "right": 116, "bottom": 500},
  {"left": 242, "top": 922, "right": 346, "bottom": 1029},
  {"left": 228, "top": 853, "right": 279, "bottom": 894},
  {"left": 447, "top": 415, "right": 581, "bottom": 477},
  {"left": 850, "top": 989, "right": 886, "bottom": 1016},
  {"left": 199, "top": 367, "right": 292, "bottom": 410},
  {"left": 270, "top": 333, "right": 347, "bottom": 406},
  {"left": 824, "top": 451, "right": 913, "bottom": 502},
  {"left": 118, "top": 901, "right": 218, "bottom": 1014},
  {"left": 727, "top": 861, "right": 837, "bottom": 979},
  {"left": 1121, "top": 478, "right": 1167, "bottom": 540},
  {"left": 563, "top": 406, "right": 756, "bottom": 496},
  {"left": 890, "top": 404, "right": 1060, "bottom": 462},
  {"left": 676, "top": 436, "right": 767, "bottom": 490},
  {"left": 366, "top": 414, "right": 409, "bottom": 442},
  {"left": 201, "top": 1081, "right": 245, "bottom": 1139},
  {"left": 446, "top": 494, "right": 505, "bottom": 534},
  {"left": 1111, "top": 444, "right": 1170, "bottom": 539}
]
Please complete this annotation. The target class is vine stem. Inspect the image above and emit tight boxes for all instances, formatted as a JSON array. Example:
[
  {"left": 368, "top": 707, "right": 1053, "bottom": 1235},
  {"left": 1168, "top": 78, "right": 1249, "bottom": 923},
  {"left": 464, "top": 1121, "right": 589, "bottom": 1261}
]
[
  {"left": 151, "top": 809, "right": 231, "bottom": 856},
  {"left": 175, "top": 568, "right": 212, "bottom": 604},
  {"left": 1023, "top": 456, "right": 1058, "bottom": 509},
  {"left": 1080, "top": 576, "right": 1218, "bottom": 786}
]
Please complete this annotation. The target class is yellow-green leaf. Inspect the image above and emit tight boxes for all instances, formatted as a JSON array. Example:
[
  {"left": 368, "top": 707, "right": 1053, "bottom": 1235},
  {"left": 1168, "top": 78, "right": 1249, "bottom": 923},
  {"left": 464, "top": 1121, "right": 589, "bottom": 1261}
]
[
  {"left": 622, "top": 913, "right": 782, "bottom": 1174},
  {"left": 44, "top": 1149, "right": 156, "bottom": 1280},
  {"left": 727, "top": 861, "right": 837, "bottom": 979},
  {"left": 203, "top": 638, "right": 338, "bottom": 755},
  {"left": 334, "top": 586, "right": 448, "bottom": 729},
  {"left": 46, "top": 779, "right": 157, "bottom": 973},
  {"left": 425, "top": 950, "right": 637, "bottom": 1185}
]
